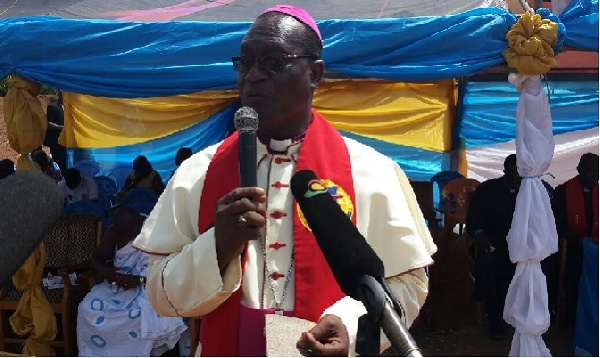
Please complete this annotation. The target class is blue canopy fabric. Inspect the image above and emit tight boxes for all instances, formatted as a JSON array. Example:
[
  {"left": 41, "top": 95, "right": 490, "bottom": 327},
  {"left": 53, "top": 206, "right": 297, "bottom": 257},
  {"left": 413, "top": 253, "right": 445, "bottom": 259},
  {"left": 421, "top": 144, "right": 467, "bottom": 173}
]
[
  {"left": 67, "top": 102, "right": 237, "bottom": 183},
  {"left": 457, "top": 79, "right": 599, "bottom": 148},
  {"left": 1, "top": 3, "right": 596, "bottom": 98},
  {"left": 1, "top": 1, "right": 597, "bottom": 182}
]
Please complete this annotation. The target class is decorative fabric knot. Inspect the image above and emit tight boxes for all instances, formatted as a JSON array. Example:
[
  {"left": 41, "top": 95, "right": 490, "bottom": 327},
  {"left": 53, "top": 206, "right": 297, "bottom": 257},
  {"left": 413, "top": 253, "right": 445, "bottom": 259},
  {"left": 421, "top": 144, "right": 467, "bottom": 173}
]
[
  {"left": 269, "top": 272, "right": 285, "bottom": 280},
  {"left": 270, "top": 211, "right": 287, "bottom": 219},
  {"left": 502, "top": 10, "right": 563, "bottom": 75}
]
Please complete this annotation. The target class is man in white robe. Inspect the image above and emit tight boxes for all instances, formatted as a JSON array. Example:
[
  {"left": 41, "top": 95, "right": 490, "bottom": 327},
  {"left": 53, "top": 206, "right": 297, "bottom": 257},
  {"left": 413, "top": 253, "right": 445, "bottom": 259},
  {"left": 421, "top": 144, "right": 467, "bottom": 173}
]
[{"left": 133, "top": 5, "right": 436, "bottom": 356}]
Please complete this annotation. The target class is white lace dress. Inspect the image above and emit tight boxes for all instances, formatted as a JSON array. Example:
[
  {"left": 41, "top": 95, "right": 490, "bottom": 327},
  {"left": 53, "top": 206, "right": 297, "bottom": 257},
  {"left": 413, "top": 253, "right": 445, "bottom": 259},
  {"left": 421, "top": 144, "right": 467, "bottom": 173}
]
[{"left": 77, "top": 242, "right": 187, "bottom": 356}]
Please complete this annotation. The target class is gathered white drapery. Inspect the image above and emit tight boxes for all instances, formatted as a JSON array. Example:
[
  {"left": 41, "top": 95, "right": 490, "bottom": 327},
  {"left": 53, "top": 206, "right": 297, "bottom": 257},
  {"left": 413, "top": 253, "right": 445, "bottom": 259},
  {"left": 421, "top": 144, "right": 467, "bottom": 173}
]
[{"left": 503, "top": 74, "right": 559, "bottom": 356}]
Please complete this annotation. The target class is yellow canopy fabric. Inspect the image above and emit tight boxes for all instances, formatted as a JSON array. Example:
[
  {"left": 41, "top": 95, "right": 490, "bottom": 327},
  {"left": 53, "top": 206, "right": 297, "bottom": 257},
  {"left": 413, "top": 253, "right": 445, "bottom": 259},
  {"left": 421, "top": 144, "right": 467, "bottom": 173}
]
[
  {"left": 60, "top": 80, "right": 454, "bottom": 152},
  {"left": 61, "top": 90, "right": 239, "bottom": 148},
  {"left": 2, "top": 75, "right": 47, "bottom": 154},
  {"left": 313, "top": 79, "right": 456, "bottom": 152},
  {"left": 3, "top": 75, "right": 55, "bottom": 355},
  {"left": 10, "top": 243, "right": 57, "bottom": 357}
]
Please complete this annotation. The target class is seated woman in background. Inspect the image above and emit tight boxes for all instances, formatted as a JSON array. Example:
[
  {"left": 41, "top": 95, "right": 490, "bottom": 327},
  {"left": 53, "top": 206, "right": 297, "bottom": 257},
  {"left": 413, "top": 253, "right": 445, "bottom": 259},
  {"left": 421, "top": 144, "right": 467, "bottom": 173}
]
[
  {"left": 76, "top": 204, "right": 187, "bottom": 356},
  {"left": 116, "top": 156, "right": 164, "bottom": 202}
]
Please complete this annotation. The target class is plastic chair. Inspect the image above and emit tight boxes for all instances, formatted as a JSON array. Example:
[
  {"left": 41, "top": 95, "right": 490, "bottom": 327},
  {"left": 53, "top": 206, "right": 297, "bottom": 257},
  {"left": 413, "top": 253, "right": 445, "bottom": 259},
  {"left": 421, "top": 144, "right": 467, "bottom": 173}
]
[
  {"left": 63, "top": 200, "right": 106, "bottom": 217},
  {"left": 107, "top": 163, "right": 133, "bottom": 192},
  {"left": 94, "top": 175, "right": 118, "bottom": 211},
  {"left": 430, "top": 170, "right": 465, "bottom": 215},
  {"left": 72, "top": 159, "right": 102, "bottom": 179},
  {"left": 441, "top": 178, "right": 480, "bottom": 235},
  {"left": 441, "top": 177, "right": 480, "bottom": 306},
  {"left": 409, "top": 180, "right": 439, "bottom": 231}
]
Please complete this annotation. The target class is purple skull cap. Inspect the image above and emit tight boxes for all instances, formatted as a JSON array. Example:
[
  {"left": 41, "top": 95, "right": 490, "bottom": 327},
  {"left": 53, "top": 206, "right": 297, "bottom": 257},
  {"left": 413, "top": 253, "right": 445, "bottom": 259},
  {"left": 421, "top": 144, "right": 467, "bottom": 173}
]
[{"left": 261, "top": 5, "right": 322, "bottom": 42}]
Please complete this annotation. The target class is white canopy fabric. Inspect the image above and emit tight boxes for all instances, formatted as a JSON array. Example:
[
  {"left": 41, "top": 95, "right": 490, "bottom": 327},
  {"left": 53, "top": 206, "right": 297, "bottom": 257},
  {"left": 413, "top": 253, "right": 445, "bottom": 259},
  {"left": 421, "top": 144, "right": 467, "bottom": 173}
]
[
  {"left": 503, "top": 74, "right": 559, "bottom": 356},
  {"left": 467, "top": 128, "right": 599, "bottom": 188}
]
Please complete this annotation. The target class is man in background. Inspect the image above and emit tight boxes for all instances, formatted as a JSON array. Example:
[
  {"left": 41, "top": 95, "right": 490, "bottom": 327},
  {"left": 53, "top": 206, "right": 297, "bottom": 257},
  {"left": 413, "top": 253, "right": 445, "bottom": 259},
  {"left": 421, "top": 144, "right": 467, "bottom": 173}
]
[
  {"left": 44, "top": 91, "right": 66, "bottom": 173},
  {"left": 466, "top": 153, "right": 520, "bottom": 340},
  {"left": 58, "top": 167, "right": 99, "bottom": 206},
  {"left": 551, "top": 152, "right": 598, "bottom": 326}
]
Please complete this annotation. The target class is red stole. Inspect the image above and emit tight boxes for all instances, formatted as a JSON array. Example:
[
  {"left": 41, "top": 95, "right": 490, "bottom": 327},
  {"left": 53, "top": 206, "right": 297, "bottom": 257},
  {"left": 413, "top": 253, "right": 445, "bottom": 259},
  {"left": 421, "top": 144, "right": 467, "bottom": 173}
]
[
  {"left": 566, "top": 176, "right": 599, "bottom": 241},
  {"left": 198, "top": 110, "right": 352, "bottom": 356}
]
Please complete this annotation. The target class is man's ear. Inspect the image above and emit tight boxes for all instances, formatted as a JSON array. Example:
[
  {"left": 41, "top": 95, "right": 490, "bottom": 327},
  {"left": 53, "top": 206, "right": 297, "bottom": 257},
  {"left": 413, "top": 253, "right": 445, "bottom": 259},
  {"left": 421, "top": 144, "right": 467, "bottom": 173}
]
[{"left": 310, "top": 60, "right": 324, "bottom": 88}]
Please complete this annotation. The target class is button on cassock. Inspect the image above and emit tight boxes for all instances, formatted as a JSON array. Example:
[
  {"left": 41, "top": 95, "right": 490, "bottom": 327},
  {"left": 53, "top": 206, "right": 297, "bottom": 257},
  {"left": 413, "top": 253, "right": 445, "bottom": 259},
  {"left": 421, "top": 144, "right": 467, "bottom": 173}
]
[
  {"left": 268, "top": 242, "right": 286, "bottom": 250},
  {"left": 270, "top": 211, "right": 287, "bottom": 219},
  {"left": 271, "top": 181, "right": 289, "bottom": 189},
  {"left": 269, "top": 272, "right": 285, "bottom": 280}
]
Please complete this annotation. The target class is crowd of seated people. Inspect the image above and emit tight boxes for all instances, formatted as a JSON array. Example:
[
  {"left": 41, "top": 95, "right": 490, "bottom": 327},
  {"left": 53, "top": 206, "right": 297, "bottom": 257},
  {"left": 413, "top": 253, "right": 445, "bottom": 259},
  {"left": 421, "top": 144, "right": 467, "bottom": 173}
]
[{"left": 1, "top": 146, "right": 198, "bottom": 356}]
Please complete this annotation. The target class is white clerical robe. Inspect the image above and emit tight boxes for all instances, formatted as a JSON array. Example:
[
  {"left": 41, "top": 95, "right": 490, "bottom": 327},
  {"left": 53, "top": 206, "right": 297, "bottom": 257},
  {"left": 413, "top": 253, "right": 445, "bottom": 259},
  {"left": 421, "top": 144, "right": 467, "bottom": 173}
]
[{"left": 133, "top": 136, "right": 437, "bottom": 354}]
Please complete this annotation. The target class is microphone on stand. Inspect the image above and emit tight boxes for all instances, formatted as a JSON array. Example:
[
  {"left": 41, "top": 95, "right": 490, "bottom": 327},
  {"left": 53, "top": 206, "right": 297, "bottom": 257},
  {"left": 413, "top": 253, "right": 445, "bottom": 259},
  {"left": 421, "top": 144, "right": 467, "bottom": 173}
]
[
  {"left": 234, "top": 106, "right": 259, "bottom": 187},
  {"left": 290, "top": 169, "right": 422, "bottom": 357}
]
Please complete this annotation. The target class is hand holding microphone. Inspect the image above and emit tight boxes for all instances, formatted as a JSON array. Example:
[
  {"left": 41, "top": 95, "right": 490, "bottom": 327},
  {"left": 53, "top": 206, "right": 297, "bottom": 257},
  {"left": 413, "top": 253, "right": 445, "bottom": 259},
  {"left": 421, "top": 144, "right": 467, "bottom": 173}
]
[
  {"left": 214, "top": 188, "right": 266, "bottom": 269},
  {"left": 214, "top": 107, "right": 266, "bottom": 270}
]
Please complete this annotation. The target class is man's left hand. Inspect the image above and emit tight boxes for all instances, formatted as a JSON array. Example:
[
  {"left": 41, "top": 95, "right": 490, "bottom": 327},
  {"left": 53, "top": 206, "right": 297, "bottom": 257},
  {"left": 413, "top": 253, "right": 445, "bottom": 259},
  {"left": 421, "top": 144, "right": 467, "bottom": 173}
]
[{"left": 296, "top": 314, "right": 349, "bottom": 356}]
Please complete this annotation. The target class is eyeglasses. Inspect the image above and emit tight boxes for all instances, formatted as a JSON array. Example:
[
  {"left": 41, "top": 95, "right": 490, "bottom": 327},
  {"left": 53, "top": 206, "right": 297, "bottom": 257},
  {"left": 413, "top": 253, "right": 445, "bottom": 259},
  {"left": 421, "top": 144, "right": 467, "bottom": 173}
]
[{"left": 231, "top": 54, "right": 317, "bottom": 73}]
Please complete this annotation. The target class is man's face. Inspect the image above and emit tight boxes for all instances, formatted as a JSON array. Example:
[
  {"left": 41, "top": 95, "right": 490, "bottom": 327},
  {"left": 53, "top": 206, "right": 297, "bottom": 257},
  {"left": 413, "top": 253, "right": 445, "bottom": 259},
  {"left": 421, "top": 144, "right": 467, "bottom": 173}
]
[
  {"left": 236, "top": 16, "right": 322, "bottom": 139},
  {"left": 504, "top": 167, "right": 521, "bottom": 191}
]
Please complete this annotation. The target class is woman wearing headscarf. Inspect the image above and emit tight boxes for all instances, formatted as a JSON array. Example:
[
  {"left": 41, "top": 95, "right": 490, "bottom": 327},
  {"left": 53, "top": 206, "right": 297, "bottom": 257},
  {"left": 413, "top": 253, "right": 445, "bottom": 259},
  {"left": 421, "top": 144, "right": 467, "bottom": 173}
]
[{"left": 116, "top": 156, "right": 164, "bottom": 203}]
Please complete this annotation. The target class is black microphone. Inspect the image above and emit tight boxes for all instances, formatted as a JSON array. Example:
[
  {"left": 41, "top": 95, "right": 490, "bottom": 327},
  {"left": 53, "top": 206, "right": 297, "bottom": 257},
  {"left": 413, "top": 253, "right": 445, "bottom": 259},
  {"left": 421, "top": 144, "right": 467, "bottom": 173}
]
[
  {"left": 234, "top": 106, "right": 258, "bottom": 187},
  {"left": 290, "top": 169, "right": 422, "bottom": 357},
  {"left": 0, "top": 170, "right": 64, "bottom": 284}
]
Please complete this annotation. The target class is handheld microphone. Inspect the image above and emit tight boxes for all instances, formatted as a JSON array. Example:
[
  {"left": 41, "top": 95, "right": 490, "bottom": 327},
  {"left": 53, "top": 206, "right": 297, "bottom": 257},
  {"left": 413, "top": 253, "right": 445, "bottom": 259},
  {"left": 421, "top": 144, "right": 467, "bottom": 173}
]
[
  {"left": 0, "top": 170, "right": 64, "bottom": 284},
  {"left": 234, "top": 106, "right": 258, "bottom": 187},
  {"left": 290, "top": 170, "right": 422, "bottom": 357}
]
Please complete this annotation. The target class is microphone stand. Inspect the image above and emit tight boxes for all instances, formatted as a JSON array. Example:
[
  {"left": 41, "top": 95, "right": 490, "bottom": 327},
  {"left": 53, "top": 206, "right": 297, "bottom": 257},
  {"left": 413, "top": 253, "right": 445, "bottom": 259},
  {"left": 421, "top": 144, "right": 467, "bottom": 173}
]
[{"left": 355, "top": 275, "right": 422, "bottom": 357}]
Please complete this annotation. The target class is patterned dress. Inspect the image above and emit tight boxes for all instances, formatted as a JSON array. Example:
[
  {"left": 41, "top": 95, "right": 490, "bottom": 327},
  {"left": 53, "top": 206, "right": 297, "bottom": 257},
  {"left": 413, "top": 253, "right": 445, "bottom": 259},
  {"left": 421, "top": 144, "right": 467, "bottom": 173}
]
[{"left": 77, "top": 242, "right": 187, "bottom": 356}]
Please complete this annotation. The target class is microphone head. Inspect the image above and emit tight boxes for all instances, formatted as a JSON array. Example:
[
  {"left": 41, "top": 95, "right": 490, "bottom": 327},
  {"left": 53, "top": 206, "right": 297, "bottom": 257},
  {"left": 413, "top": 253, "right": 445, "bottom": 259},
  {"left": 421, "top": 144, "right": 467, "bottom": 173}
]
[
  {"left": 0, "top": 170, "right": 64, "bottom": 283},
  {"left": 291, "top": 170, "right": 385, "bottom": 299},
  {"left": 290, "top": 169, "right": 324, "bottom": 202},
  {"left": 234, "top": 106, "right": 259, "bottom": 132}
]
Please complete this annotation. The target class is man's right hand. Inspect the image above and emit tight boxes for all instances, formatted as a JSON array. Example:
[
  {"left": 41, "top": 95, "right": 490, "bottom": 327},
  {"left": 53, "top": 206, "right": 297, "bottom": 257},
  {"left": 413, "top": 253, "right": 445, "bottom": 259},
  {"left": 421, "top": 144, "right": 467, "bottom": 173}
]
[{"left": 214, "top": 187, "right": 267, "bottom": 270}]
